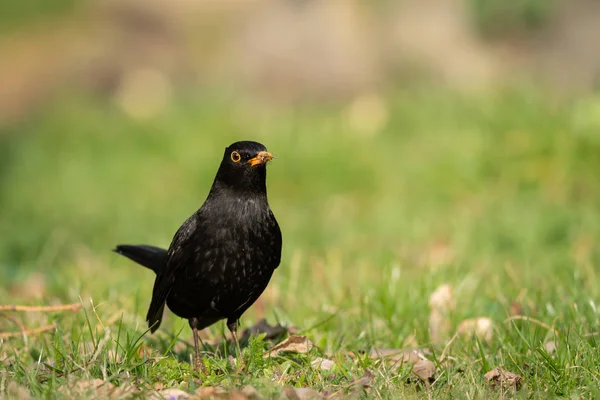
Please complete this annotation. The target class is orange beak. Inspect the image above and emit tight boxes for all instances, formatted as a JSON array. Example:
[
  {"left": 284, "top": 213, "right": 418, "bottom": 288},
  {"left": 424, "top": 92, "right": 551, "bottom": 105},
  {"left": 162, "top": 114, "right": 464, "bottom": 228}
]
[{"left": 248, "top": 151, "right": 274, "bottom": 166}]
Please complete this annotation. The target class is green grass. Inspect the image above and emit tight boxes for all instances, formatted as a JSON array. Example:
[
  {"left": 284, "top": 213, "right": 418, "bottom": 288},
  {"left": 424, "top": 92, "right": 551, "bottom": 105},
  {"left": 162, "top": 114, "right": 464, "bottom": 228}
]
[{"left": 1, "top": 88, "right": 600, "bottom": 398}]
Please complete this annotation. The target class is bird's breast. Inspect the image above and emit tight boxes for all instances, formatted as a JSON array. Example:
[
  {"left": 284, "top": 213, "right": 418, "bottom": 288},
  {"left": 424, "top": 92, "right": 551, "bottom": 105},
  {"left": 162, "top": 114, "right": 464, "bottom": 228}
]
[{"left": 194, "top": 198, "right": 279, "bottom": 276}]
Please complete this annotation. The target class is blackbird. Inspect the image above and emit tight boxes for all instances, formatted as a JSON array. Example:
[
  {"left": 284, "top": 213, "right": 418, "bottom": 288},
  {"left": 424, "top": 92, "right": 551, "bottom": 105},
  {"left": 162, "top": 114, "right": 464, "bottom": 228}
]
[{"left": 114, "top": 141, "right": 282, "bottom": 368}]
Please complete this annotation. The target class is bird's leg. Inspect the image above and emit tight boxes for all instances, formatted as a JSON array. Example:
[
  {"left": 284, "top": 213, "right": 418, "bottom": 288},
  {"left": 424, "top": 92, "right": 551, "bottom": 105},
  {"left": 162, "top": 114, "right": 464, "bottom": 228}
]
[
  {"left": 192, "top": 326, "right": 202, "bottom": 370},
  {"left": 190, "top": 318, "right": 205, "bottom": 372},
  {"left": 227, "top": 319, "right": 244, "bottom": 369}
]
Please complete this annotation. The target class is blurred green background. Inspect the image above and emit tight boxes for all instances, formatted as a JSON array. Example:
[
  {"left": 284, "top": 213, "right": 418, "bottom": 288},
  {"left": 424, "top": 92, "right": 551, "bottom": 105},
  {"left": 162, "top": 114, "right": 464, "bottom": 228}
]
[{"left": 1, "top": 0, "right": 600, "bottom": 339}]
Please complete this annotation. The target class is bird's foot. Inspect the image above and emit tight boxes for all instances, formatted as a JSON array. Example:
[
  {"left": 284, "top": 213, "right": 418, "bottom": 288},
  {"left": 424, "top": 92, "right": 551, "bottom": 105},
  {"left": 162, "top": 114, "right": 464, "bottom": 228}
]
[{"left": 194, "top": 356, "right": 207, "bottom": 373}]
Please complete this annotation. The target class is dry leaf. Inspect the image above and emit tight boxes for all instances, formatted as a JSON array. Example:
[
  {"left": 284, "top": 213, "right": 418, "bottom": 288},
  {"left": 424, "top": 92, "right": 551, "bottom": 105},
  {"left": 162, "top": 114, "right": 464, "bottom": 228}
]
[
  {"left": 412, "top": 360, "right": 436, "bottom": 383},
  {"left": 311, "top": 357, "right": 335, "bottom": 371},
  {"left": 368, "top": 348, "right": 426, "bottom": 366},
  {"left": 138, "top": 343, "right": 152, "bottom": 359},
  {"left": 354, "top": 369, "right": 376, "bottom": 388},
  {"left": 194, "top": 386, "right": 229, "bottom": 399},
  {"left": 229, "top": 390, "right": 249, "bottom": 400},
  {"left": 323, "top": 392, "right": 348, "bottom": 400},
  {"left": 153, "top": 388, "right": 190, "bottom": 400},
  {"left": 263, "top": 335, "right": 314, "bottom": 358},
  {"left": 70, "top": 379, "right": 110, "bottom": 393},
  {"left": 429, "top": 284, "right": 455, "bottom": 344},
  {"left": 457, "top": 317, "right": 494, "bottom": 342},
  {"left": 283, "top": 388, "right": 324, "bottom": 400},
  {"left": 241, "top": 385, "right": 262, "bottom": 400},
  {"left": 193, "top": 386, "right": 248, "bottom": 400},
  {"left": 59, "top": 378, "right": 133, "bottom": 399},
  {"left": 484, "top": 367, "right": 523, "bottom": 391}
]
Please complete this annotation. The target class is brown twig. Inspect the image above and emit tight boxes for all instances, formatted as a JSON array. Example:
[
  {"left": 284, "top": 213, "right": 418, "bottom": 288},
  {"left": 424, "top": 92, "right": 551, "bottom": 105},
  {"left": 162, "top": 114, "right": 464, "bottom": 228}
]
[
  {"left": 0, "top": 303, "right": 82, "bottom": 312},
  {"left": 0, "top": 313, "right": 26, "bottom": 332},
  {"left": 0, "top": 323, "right": 57, "bottom": 339}
]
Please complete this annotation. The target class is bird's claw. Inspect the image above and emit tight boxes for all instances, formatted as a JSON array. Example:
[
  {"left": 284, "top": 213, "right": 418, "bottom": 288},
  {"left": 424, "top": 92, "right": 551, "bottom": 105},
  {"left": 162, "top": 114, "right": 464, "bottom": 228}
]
[{"left": 195, "top": 356, "right": 207, "bottom": 373}]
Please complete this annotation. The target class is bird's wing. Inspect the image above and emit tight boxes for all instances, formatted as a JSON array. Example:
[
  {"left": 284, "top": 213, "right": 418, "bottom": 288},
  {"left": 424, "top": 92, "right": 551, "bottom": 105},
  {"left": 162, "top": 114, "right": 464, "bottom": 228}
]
[
  {"left": 146, "top": 214, "right": 202, "bottom": 332},
  {"left": 270, "top": 209, "right": 283, "bottom": 269}
]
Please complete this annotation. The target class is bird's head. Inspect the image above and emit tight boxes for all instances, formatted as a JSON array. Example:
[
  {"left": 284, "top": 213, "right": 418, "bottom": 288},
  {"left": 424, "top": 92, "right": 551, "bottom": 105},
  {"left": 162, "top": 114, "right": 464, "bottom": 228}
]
[{"left": 211, "top": 141, "right": 275, "bottom": 195}]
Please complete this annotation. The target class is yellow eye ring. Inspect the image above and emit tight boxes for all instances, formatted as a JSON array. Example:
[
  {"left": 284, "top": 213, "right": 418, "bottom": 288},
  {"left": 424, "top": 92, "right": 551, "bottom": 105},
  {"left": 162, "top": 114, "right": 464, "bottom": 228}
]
[{"left": 231, "top": 151, "right": 241, "bottom": 163}]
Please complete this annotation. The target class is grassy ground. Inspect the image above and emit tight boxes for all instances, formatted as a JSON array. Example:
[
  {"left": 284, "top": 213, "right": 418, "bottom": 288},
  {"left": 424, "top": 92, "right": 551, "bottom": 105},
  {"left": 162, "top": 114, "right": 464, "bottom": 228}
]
[{"left": 1, "top": 88, "right": 600, "bottom": 398}]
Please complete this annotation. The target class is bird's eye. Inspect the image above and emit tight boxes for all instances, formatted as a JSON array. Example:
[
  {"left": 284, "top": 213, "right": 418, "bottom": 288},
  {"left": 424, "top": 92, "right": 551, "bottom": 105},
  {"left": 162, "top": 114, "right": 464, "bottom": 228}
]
[{"left": 231, "top": 151, "right": 241, "bottom": 163}]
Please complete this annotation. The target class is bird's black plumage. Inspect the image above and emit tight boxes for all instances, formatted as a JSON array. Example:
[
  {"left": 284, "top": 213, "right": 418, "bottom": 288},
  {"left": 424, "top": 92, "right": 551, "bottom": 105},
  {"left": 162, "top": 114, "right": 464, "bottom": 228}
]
[
  {"left": 114, "top": 141, "right": 281, "bottom": 366},
  {"left": 113, "top": 244, "right": 166, "bottom": 274}
]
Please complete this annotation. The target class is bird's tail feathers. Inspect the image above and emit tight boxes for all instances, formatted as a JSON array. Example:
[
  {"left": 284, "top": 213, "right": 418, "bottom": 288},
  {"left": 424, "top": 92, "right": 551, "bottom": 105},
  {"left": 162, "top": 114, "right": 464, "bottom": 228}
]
[
  {"left": 113, "top": 244, "right": 167, "bottom": 274},
  {"left": 147, "top": 302, "right": 165, "bottom": 333}
]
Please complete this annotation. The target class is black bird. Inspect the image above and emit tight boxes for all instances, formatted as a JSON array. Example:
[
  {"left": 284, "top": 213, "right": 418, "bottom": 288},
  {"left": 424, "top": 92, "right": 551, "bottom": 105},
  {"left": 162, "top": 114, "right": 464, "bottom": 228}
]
[{"left": 114, "top": 141, "right": 282, "bottom": 369}]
